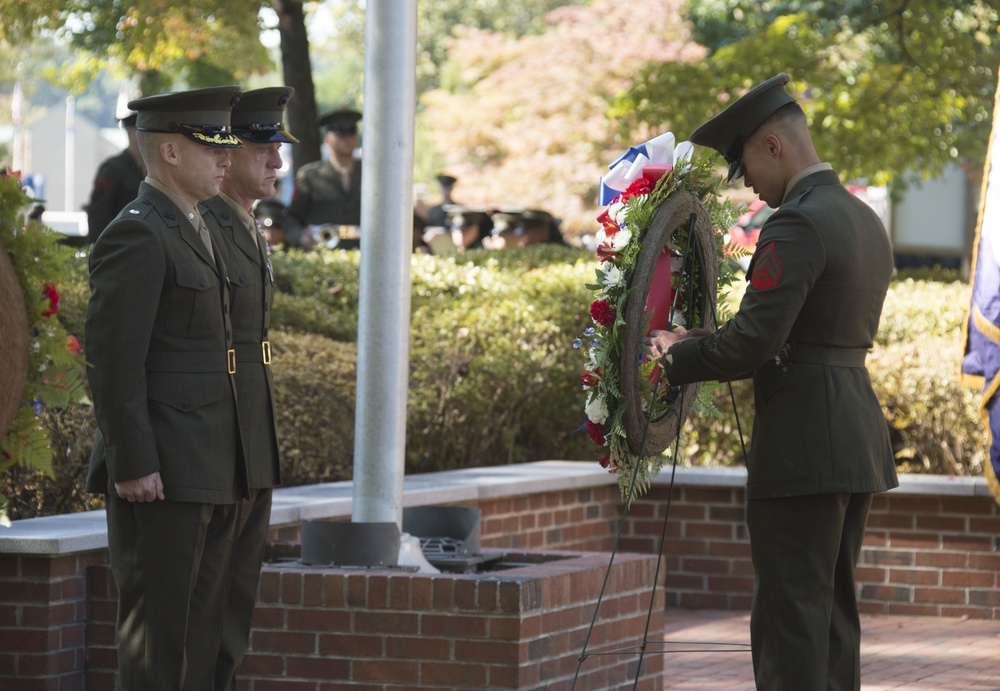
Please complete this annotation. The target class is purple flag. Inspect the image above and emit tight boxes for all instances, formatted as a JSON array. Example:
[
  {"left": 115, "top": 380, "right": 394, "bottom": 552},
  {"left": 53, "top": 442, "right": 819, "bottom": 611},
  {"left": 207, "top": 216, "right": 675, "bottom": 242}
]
[{"left": 961, "top": 73, "right": 1000, "bottom": 505}]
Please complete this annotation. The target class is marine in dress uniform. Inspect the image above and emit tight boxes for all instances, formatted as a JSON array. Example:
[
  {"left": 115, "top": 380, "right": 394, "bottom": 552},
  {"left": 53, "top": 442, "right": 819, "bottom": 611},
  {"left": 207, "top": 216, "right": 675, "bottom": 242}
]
[
  {"left": 199, "top": 86, "right": 295, "bottom": 690},
  {"left": 426, "top": 173, "right": 457, "bottom": 228},
  {"left": 84, "top": 112, "right": 145, "bottom": 243},
  {"left": 283, "top": 106, "right": 362, "bottom": 249},
  {"left": 646, "top": 74, "right": 898, "bottom": 691},
  {"left": 85, "top": 85, "right": 246, "bottom": 691}
]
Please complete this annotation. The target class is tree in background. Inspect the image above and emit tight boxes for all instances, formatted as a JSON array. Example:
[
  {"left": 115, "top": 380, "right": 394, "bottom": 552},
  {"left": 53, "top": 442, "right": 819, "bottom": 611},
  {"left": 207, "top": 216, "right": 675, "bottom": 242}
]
[
  {"left": 0, "top": 0, "right": 270, "bottom": 95},
  {"left": 618, "top": 0, "right": 999, "bottom": 187},
  {"left": 420, "top": 0, "right": 704, "bottom": 234}
]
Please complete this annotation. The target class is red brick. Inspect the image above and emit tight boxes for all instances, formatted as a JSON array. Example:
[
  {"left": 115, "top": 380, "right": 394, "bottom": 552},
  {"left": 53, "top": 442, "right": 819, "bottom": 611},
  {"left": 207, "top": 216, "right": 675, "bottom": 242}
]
[
  {"left": 239, "top": 651, "right": 286, "bottom": 676},
  {"left": 941, "top": 570, "right": 994, "bottom": 588},
  {"left": 914, "top": 587, "right": 966, "bottom": 605},
  {"left": 353, "top": 658, "right": 419, "bottom": 682},
  {"left": 421, "top": 613, "right": 488, "bottom": 638},
  {"left": 883, "top": 495, "right": 941, "bottom": 513},
  {"left": 941, "top": 496, "right": 994, "bottom": 514},
  {"left": 365, "top": 574, "right": 390, "bottom": 609},
  {"left": 969, "top": 553, "right": 1000, "bottom": 570},
  {"left": 301, "top": 572, "right": 325, "bottom": 606},
  {"left": 865, "top": 506, "right": 912, "bottom": 527},
  {"left": 354, "top": 610, "right": 419, "bottom": 635},
  {"left": 970, "top": 589, "right": 1000, "bottom": 606},
  {"left": 281, "top": 572, "right": 308, "bottom": 606},
  {"left": 888, "top": 568, "right": 940, "bottom": 586},
  {"left": 683, "top": 558, "right": 731, "bottom": 574},
  {"left": 256, "top": 570, "right": 280, "bottom": 604},
  {"left": 251, "top": 630, "right": 317, "bottom": 654},
  {"left": 385, "top": 634, "right": 452, "bottom": 660},
  {"left": 285, "top": 653, "right": 350, "bottom": 679},
  {"left": 888, "top": 532, "right": 941, "bottom": 549},
  {"left": 915, "top": 551, "right": 968, "bottom": 568},
  {"left": 346, "top": 573, "right": 368, "bottom": 607},
  {"left": 286, "top": 607, "right": 350, "bottom": 632},
  {"left": 319, "top": 632, "right": 384, "bottom": 657},
  {"left": 969, "top": 516, "right": 1000, "bottom": 533},
  {"left": 941, "top": 534, "right": 992, "bottom": 551},
  {"left": 915, "top": 515, "right": 968, "bottom": 532}
]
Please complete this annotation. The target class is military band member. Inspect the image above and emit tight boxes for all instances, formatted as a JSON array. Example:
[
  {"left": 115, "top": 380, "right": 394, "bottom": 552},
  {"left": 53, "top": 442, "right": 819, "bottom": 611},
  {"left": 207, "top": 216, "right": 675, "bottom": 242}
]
[
  {"left": 199, "top": 86, "right": 295, "bottom": 690},
  {"left": 283, "top": 106, "right": 362, "bottom": 249},
  {"left": 85, "top": 85, "right": 246, "bottom": 691},
  {"left": 645, "top": 73, "right": 897, "bottom": 691}
]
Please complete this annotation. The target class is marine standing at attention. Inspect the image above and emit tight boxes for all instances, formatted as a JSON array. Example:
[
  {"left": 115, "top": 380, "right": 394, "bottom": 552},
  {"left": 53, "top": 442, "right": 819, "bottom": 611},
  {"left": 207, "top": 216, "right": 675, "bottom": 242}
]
[
  {"left": 85, "top": 85, "right": 247, "bottom": 691},
  {"left": 199, "top": 86, "right": 296, "bottom": 690}
]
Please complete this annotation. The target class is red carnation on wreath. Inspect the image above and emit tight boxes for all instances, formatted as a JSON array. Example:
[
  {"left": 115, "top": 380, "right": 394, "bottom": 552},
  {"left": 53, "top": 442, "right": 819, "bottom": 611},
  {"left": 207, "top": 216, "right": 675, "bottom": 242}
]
[
  {"left": 581, "top": 368, "right": 601, "bottom": 388},
  {"left": 589, "top": 298, "right": 615, "bottom": 327},
  {"left": 597, "top": 452, "right": 619, "bottom": 472},
  {"left": 586, "top": 420, "right": 607, "bottom": 447},
  {"left": 41, "top": 283, "right": 59, "bottom": 317},
  {"left": 619, "top": 175, "right": 654, "bottom": 201}
]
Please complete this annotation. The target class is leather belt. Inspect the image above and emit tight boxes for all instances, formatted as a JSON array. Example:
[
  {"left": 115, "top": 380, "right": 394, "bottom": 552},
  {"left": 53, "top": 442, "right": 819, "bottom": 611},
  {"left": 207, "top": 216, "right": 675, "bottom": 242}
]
[
  {"left": 787, "top": 343, "right": 868, "bottom": 367},
  {"left": 146, "top": 350, "right": 237, "bottom": 374},
  {"left": 232, "top": 341, "right": 272, "bottom": 365}
]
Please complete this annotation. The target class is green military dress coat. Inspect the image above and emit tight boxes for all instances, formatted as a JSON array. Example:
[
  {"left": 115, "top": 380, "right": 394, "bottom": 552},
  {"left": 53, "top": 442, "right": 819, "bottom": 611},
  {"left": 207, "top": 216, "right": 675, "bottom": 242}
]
[
  {"left": 200, "top": 195, "right": 281, "bottom": 489},
  {"left": 86, "top": 182, "right": 246, "bottom": 502},
  {"left": 283, "top": 158, "right": 362, "bottom": 247},
  {"left": 661, "top": 169, "right": 898, "bottom": 499}
]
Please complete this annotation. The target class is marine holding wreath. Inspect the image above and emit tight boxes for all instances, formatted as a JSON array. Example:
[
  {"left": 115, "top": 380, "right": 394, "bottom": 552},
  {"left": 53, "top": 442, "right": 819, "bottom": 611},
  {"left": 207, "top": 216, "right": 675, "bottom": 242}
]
[{"left": 645, "top": 73, "right": 898, "bottom": 691}]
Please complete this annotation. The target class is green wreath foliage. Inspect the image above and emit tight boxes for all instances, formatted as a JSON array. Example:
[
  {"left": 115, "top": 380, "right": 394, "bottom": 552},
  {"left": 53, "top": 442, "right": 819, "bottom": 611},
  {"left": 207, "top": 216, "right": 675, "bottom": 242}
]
[{"left": 0, "top": 175, "right": 89, "bottom": 525}]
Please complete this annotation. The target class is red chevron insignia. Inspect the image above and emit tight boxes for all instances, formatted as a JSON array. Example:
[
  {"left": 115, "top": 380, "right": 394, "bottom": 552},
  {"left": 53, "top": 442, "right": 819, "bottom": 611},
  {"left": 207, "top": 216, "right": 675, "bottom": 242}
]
[{"left": 751, "top": 241, "right": 783, "bottom": 290}]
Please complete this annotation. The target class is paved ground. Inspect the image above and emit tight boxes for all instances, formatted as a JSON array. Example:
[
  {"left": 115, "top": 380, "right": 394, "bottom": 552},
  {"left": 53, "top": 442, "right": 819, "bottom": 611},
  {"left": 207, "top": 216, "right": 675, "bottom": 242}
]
[{"left": 659, "top": 609, "right": 1000, "bottom": 690}]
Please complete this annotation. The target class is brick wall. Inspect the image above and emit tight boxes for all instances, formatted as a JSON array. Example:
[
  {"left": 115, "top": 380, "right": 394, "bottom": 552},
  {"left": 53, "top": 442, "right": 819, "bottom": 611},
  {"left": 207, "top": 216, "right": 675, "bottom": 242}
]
[
  {"left": 0, "top": 550, "right": 107, "bottom": 691},
  {"left": 618, "top": 484, "right": 1000, "bottom": 619},
  {"left": 860, "top": 491, "right": 1000, "bottom": 618},
  {"left": 1, "top": 463, "right": 997, "bottom": 690}
]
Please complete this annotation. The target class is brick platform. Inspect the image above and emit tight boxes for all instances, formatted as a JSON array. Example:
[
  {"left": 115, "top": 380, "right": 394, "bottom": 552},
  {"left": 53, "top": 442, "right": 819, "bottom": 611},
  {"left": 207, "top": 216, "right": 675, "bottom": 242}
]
[{"left": 1, "top": 462, "right": 997, "bottom": 690}]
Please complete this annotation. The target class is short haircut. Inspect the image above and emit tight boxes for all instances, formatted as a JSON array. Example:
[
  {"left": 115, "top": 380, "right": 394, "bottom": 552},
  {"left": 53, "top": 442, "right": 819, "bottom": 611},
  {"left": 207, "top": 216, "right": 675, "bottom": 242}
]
[{"left": 748, "top": 102, "right": 807, "bottom": 145}]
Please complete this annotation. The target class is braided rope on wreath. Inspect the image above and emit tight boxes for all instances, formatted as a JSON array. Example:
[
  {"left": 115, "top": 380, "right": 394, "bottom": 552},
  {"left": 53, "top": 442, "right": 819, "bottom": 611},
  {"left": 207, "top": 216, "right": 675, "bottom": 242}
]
[{"left": 621, "top": 189, "right": 718, "bottom": 457}]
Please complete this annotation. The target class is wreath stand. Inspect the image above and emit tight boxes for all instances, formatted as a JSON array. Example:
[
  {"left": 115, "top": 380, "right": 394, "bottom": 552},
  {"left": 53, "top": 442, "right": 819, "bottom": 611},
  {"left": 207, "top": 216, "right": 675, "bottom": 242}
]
[{"left": 573, "top": 191, "right": 750, "bottom": 689}]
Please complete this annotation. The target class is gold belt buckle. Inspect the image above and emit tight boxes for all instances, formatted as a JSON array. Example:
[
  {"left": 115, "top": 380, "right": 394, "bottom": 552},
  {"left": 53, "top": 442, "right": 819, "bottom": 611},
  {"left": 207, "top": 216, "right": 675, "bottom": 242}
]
[
  {"left": 227, "top": 349, "right": 236, "bottom": 374},
  {"left": 261, "top": 341, "right": 272, "bottom": 365}
]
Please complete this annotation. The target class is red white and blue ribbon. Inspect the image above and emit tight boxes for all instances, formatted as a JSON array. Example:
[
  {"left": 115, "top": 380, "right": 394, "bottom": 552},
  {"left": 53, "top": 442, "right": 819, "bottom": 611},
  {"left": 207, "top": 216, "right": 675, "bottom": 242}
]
[{"left": 598, "top": 132, "right": 694, "bottom": 206}]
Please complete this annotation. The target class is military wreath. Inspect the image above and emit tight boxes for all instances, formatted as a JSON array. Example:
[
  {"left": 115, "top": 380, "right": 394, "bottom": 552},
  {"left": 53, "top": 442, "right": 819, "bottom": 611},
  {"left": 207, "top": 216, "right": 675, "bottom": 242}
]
[
  {"left": 0, "top": 173, "right": 88, "bottom": 524},
  {"left": 579, "top": 133, "right": 743, "bottom": 500}
]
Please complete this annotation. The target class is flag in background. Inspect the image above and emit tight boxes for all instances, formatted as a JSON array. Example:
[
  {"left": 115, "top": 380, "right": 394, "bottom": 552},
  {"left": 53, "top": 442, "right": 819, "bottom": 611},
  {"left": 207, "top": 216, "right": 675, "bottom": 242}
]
[{"left": 960, "top": 68, "right": 1000, "bottom": 506}]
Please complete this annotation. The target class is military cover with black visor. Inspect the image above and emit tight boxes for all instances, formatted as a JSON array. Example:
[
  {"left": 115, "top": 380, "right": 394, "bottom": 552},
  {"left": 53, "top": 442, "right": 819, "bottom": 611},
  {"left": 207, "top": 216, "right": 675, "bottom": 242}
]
[{"left": 128, "top": 84, "right": 244, "bottom": 148}]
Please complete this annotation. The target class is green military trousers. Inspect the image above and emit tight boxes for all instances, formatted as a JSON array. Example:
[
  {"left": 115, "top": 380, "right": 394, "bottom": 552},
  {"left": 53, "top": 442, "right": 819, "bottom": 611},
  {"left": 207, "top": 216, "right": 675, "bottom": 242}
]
[{"left": 746, "top": 492, "right": 873, "bottom": 691}]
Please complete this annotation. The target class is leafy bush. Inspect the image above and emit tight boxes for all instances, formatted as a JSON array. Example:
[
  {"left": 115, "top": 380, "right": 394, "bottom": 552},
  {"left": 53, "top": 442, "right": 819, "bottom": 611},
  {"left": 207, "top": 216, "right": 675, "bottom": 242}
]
[
  {"left": 0, "top": 247, "right": 987, "bottom": 518},
  {"left": 680, "top": 269, "right": 984, "bottom": 476}
]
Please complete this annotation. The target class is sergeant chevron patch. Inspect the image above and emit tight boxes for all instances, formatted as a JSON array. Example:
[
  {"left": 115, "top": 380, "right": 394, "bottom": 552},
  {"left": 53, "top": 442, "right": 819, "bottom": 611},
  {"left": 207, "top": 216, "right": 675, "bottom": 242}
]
[{"left": 750, "top": 241, "right": 782, "bottom": 290}]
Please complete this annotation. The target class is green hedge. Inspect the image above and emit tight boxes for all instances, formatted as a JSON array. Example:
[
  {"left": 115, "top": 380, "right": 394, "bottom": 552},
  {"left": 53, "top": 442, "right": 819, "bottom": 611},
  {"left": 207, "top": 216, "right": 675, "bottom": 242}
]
[{"left": 0, "top": 248, "right": 986, "bottom": 519}]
